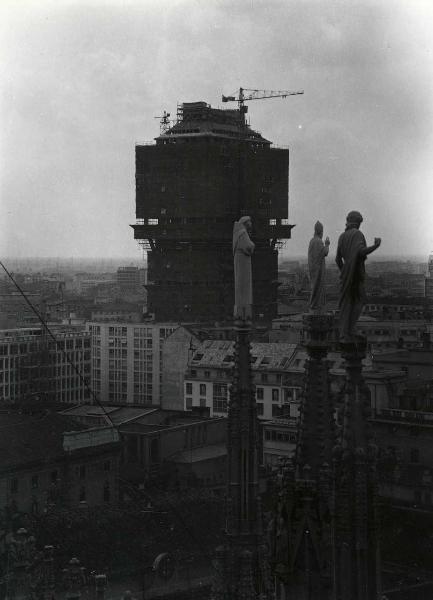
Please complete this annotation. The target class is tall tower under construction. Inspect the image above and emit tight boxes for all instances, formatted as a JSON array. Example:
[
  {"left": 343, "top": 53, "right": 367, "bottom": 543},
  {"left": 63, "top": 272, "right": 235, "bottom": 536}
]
[{"left": 133, "top": 101, "right": 293, "bottom": 323}]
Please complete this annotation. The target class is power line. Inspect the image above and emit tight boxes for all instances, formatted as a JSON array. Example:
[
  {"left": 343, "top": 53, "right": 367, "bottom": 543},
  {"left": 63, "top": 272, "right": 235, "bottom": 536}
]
[{"left": 0, "top": 260, "right": 115, "bottom": 427}]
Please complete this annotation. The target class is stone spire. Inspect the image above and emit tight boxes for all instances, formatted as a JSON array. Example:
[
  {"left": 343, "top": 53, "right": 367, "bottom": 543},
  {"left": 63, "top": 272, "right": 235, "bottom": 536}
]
[
  {"left": 332, "top": 340, "right": 381, "bottom": 600},
  {"left": 269, "top": 313, "right": 335, "bottom": 599}
]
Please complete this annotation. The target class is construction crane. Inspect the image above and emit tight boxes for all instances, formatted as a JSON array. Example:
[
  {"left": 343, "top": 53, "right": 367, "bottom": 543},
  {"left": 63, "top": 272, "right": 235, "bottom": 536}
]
[
  {"left": 154, "top": 111, "right": 171, "bottom": 134},
  {"left": 222, "top": 87, "right": 304, "bottom": 115}
]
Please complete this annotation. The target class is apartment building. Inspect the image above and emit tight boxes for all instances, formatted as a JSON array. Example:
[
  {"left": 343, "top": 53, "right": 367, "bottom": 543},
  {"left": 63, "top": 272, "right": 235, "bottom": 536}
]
[
  {"left": 87, "top": 322, "right": 176, "bottom": 405},
  {"left": 0, "top": 327, "right": 91, "bottom": 404}
]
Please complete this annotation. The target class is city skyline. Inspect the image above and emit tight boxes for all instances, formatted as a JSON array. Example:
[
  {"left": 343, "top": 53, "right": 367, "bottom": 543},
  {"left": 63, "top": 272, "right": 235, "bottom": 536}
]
[{"left": 2, "top": 0, "right": 433, "bottom": 259}]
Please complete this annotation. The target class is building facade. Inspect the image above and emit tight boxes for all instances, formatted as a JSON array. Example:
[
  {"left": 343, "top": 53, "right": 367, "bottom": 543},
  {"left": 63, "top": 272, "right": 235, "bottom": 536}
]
[
  {"left": 183, "top": 340, "right": 303, "bottom": 419},
  {"left": 0, "top": 413, "right": 120, "bottom": 513},
  {"left": 0, "top": 327, "right": 91, "bottom": 404},
  {"left": 88, "top": 322, "right": 176, "bottom": 405}
]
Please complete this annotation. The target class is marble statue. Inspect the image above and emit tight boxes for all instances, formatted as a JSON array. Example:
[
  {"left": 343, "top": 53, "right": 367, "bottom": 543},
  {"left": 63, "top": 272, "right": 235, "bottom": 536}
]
[
  {"left": 233, "top": 216, "right": 255, "bottom": 320},
  {"left": 336, "top": 210, "right": 381, "bottom": 342},
  {"left": 308, "top": 221, "right": 330, "bottom": 313}
]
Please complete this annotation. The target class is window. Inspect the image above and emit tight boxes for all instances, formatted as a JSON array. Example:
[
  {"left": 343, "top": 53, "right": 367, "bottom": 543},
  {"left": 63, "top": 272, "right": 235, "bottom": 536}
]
[
  {"left": 272, "top": 405, "right": 282, "bottom": 418},
  {"left": 200, "top": 384, "right": 206, "bottom": 396},
  {"left": 257, "top": 403, "right": 264, "bottom": 416},
  {"left": 186, "top": 382, "right": 193, "bottom": 395},
  {"left": 410, "top": 448, "right": 420, "bottom": 463},
  {"left": 213, "top": 382, "right": 228, "bottom": 413},
  {"left": 200, "top": 398, "right": 207, "bottom": 408},
  {"left": 204, "top": 370, "right": 210, "bottom": 378},
  {"left": 261, "top": 374, "right": 268, "bottom": 383},
  {"left": 31, "top": 475, "right": 39, "bottom": 489},
  {"left": 103, "top": 482, "right": 110, "bottom": 503},
  {"left": 272, "top": 389, "right": 279, "bottom": 402},
  {"left": 186, "top": 397, "right": 192, "bottom": 409},
  {"left": 256, "top": 387, "right": 264, "bottom": 400},
  {"left": 265, "top": 430, "right": 271, "bottom": 441}
]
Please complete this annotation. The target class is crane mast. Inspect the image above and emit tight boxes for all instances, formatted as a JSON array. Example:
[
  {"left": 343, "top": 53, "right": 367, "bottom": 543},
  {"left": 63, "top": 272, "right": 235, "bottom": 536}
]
[{"left": 222, "top": 86, "right": 304, "bottom": 117}]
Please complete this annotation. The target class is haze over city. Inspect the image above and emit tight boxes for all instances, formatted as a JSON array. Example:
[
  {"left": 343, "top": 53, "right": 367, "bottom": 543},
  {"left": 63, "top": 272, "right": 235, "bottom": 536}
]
[{"left": 1, "top": 0, "right": 433, "bottom": 260}]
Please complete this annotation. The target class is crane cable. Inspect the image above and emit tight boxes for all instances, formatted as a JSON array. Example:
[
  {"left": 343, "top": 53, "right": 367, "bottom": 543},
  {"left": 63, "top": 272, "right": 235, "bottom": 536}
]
[{"left": 0, "top": 260, "right": 115, "bottom": 427}]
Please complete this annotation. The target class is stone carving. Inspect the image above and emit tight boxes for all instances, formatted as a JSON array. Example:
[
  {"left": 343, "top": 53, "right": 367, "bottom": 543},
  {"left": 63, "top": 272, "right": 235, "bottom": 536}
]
[
  {"left": 233, "top": 216, "right": 255, "bottom": 320},
  {"left": 308, "top": 221, "right": 330, "bottom": 313},
  {"left": 336, "top": 211, "right": 381, "bottom": 342}
]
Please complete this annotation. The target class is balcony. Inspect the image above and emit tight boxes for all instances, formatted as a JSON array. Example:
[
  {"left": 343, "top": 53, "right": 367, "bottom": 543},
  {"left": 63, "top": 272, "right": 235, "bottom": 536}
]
[{"left": 374, "top": 408, "right": 433, "bottom": 426}]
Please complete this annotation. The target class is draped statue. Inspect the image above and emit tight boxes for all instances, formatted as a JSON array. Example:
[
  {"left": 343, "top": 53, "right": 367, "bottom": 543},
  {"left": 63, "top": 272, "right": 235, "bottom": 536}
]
[
  {"left": 233, "top": 216, "right": 255, "bottom": 320},
  {"left": 336, "top": 211, "right": 381, "bottom": 342},
  {"left": 308, "top": 221, "right": 330, "bottom": 313}
]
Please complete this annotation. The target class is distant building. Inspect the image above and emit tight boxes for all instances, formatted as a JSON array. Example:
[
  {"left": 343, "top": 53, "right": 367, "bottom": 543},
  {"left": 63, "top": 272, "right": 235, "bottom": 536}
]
[
  {"left": 0, "top": 413, "right": 120, "bottom": 513},
  {"left": 87, "top": 322, "right": 177, "bottom": 406},
  {"left": 116, "top": 266, "right": 146, "bottom": 292},
  {"left": 91, "top": 303, "right": 143, "bottom": 323},
  {"left": 366, "top": 346, "right": 433, "bottom": 509},
  {"left": 271, "top": 313, "right": 432, "bottom": 351},
  {"left": 0, "top": 292, "right": 42, "bottom": 329},
  {"left": 0, "top": 327, "right": 91, "bottom": 404},
  {"left": 428, "top": 254, "right": 433, "bottom": 278}
]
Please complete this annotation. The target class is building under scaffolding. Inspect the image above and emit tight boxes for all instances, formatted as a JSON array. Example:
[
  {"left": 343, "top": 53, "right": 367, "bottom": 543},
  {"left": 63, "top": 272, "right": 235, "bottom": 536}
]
[{"left": 132, "top": 101, "right": 294, "bottom": 323}]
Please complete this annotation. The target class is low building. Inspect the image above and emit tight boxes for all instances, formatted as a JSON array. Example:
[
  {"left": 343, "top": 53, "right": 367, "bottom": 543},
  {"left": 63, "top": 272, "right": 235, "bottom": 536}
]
[{"left": 0, "top": 413, "right": 120, "bottom": 513}]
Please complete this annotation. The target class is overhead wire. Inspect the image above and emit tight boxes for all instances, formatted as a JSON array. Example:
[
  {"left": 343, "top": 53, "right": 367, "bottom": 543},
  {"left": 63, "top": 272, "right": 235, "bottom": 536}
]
[{"left": 0, "top": 260, "right": 115, "bottom": 427}]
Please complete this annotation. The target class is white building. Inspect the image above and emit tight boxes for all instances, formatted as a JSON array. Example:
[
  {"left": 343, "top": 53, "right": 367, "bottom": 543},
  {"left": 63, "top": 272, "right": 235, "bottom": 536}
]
[
  {"left": 183, "top": 341, "right": 307, "bottom": 420},
  {"left": 0, "top": 327, "right": 91, "bottom": 404},
  {"left": 87, "top": 322, "right": 176, "bottom": 405}
]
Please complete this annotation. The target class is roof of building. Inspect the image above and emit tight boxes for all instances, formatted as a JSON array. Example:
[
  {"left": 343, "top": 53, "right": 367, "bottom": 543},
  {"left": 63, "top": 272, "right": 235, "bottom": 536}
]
[
  {"left": 373, "top": 348, "right": 433, "bottom": 365},
  {"left": 0, "top": 413, "right": 88, "bottom": 471},
  {"left": 190, "top": 340, "right": 298, "bottom": 371},
  {"left": 168, "top": 443, "right": 227, "bottom": 464},
  {"left": 60, "top": 404, "right": 158, "bottom": 425}
]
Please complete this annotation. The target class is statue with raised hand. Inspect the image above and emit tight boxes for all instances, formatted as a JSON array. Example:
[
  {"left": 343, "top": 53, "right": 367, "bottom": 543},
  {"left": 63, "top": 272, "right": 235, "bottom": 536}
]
[
  {"left": 233, "top": 216, "right": 255, "bottom": 320},
  {"left": 336, "top": 211, "right": 381, "bottom": 342},
  {"left": 308, "top": 221, "right": 330, "bottom": 313}
]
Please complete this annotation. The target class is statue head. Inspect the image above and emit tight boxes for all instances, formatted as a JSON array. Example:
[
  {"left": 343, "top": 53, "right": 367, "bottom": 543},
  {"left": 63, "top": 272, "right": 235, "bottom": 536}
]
[
  {"left": 239, "top": 215, "right": 252, "bottom": 233},
  {"left": 346, "top": 211, "right": 363, "bottom": 229},
  {"left": 314, "top": 221, "right": 323, "bottom": 238}
]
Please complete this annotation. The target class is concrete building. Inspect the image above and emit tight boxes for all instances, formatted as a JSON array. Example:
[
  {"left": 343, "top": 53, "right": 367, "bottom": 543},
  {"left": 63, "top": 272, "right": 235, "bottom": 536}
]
[
  {"left": 87, "top": 321, "right": 176, "bottom": 406},
  {"left": 0, "top": 327, "right": 91, "bottom": 404},
  {"left": 0, "top": 413, "right": 120, "bottom": 513},
  {"left": 132, "top": 101, "right": 293, "bottom": 323}
]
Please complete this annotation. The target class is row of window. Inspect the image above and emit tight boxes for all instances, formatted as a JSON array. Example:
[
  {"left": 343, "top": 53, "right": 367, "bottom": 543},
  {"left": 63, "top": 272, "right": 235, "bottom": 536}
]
[{"left": 264, "top": 430, "right": 297, "bottom": 443}]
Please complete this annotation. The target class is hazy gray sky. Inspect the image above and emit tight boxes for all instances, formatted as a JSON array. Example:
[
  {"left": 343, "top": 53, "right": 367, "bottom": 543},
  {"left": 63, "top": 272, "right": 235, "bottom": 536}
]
[{"left": 1, "top": 0, "right": 433, "bottom": 260}]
